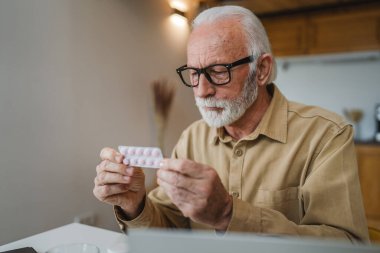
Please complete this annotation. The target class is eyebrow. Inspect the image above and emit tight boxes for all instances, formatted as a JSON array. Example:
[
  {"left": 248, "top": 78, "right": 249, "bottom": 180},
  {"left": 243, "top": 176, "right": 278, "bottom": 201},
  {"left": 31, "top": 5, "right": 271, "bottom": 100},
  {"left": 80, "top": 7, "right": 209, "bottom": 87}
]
[{"left": 187, "top": 59, "right": 229, "bottom": 69}]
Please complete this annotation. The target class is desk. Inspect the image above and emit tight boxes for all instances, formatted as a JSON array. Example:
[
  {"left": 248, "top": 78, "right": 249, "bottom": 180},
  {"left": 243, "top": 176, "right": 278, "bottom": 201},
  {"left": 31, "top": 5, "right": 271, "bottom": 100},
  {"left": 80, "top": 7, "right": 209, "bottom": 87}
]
[{"left": 0, "top": 223, "right": 127, "bottom": 253}]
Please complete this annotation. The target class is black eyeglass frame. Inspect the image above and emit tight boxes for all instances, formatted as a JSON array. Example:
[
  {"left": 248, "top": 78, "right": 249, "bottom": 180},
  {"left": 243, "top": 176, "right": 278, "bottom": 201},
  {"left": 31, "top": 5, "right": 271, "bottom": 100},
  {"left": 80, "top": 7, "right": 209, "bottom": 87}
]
[{"left": 176, "top": 55, "right": 255, "bottom": 87}]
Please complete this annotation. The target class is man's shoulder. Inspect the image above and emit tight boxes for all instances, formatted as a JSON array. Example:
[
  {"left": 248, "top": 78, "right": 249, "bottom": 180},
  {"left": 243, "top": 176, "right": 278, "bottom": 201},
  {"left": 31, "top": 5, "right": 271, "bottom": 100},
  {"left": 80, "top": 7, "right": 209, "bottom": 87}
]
[{"left": 287, "top": 101, "right": 349, "bottom": 130}]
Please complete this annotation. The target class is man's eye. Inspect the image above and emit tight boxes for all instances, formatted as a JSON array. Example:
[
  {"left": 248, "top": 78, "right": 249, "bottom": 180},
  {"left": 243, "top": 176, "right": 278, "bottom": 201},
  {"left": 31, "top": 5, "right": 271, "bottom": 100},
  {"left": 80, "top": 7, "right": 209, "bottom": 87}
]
[{"left": 209, "top": 68, "right": 228, "bottom": 76}]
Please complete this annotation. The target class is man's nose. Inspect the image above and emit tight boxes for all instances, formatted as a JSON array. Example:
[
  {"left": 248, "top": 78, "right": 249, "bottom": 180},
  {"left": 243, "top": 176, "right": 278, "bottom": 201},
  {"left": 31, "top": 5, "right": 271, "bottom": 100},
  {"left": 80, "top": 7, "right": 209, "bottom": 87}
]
[{"left": 194, "top": 74, "right": 215, "bottom": 98}]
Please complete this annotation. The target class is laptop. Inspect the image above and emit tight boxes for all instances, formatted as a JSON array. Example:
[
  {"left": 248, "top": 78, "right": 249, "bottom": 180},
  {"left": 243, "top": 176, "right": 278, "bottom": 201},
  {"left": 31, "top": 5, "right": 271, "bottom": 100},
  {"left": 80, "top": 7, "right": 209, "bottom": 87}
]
[{"left": 128, "top": 229, "right": 380, "bottom": 253}]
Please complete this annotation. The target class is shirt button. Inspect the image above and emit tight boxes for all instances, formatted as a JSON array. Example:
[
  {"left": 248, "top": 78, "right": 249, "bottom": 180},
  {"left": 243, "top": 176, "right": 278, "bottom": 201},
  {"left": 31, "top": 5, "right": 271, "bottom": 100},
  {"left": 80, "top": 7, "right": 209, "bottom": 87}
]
[
  {"left": 235, "top": 149, "right": 243, "bottom": 157},
  {"left": 232, "top": 191, "right": 240, "bottom": 198}
]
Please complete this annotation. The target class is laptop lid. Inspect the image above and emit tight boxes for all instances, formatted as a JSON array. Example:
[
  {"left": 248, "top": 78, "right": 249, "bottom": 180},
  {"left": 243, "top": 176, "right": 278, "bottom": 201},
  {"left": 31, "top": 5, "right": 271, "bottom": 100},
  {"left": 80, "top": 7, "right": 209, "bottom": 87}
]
[{"left": 128, "top": 229, "right": 380, "bottom": 253}]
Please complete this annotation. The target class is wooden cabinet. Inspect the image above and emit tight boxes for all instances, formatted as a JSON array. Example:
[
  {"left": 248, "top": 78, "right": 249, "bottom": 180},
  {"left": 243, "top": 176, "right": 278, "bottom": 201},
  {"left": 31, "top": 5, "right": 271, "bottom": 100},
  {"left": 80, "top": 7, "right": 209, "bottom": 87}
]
[
  {"left": 261, "top": 5, "right": 380, "bottom": 56},
  {"left": 356, "top": 144, "right": 380, "bottom": 230},
  {"left": 263, "top": 16, "right": 308, "bottom": 56},
  {"left": 309, "top": 9, "right": 380, "bottom": 54}
]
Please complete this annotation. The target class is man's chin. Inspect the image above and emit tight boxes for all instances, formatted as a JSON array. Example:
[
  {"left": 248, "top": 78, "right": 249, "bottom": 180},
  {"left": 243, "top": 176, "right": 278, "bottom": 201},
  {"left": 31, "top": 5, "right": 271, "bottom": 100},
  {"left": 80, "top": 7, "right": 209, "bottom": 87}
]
[
  {"left": 201, "top": 114, "right": 234, "bottom": 128},
  {"left": 200, "top": 109, "right": 247, "bottom": 128},
  {"left": 198, "top": 107, "right": 237, "bottom": 127},
  {"left": 203, "top": 119, "right": 225, "bottom": 128}
]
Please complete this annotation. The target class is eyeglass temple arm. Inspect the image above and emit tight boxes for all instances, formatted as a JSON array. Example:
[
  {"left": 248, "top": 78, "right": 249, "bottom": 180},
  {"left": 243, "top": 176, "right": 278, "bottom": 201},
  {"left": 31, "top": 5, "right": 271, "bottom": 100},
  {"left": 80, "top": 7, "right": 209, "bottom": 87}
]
[{"left": 228, "top": 55, "right": 254, "bottom": 68}]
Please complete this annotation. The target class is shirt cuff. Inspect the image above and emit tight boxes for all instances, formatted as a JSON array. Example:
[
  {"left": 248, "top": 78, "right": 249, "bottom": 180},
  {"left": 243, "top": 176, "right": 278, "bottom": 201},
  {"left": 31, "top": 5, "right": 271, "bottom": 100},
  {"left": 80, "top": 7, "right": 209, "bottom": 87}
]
[
  {"left": 225, "top": 197, "right": 262, "bottom": 234},
  {"left": 113, "top": 197, "right": 154, "bottom": 232}
]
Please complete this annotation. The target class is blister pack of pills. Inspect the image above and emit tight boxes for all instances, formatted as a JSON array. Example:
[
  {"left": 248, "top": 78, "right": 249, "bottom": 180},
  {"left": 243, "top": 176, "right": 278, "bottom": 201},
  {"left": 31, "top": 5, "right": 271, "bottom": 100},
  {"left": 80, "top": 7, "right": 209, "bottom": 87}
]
[{"left": 118, "top": 146, "right": 163, "bottom": 169}]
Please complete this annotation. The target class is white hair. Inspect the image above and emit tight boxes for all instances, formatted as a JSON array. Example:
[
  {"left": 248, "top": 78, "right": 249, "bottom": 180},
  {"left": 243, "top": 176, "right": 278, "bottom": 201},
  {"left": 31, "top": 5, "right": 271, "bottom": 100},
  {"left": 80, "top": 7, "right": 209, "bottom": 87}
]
[{"left": 192, "top": 5, "right": 277, "bottom": 83}]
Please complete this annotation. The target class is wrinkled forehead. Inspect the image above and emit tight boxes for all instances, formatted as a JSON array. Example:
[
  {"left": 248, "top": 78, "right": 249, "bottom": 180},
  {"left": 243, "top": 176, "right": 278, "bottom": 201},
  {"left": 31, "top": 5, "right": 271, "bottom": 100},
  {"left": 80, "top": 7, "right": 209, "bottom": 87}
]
[{"left": 187, "top": 19, "right": 248, "bottom": 65}]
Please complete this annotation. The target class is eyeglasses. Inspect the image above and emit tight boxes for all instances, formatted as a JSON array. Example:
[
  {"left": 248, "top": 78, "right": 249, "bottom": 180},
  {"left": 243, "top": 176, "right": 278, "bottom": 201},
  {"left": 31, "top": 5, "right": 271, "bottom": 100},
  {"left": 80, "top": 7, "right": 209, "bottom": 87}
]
[{"left": 176, "top": 55, "right": 254, "bottom": 87}]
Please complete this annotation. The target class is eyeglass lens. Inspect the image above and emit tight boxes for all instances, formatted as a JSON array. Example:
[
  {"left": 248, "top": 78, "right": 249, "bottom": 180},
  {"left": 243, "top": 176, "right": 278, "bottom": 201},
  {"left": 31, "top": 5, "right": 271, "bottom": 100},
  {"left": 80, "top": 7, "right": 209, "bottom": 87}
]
[{"left": 181, "top": 65, "right": 230, "bottom": 87}]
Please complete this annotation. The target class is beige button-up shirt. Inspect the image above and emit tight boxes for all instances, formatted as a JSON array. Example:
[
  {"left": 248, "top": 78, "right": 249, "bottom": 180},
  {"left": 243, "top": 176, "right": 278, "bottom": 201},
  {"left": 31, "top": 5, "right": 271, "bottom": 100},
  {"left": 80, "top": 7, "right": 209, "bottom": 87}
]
[{"left": 115, "top": 84, "right": 369, "bottom": 242}]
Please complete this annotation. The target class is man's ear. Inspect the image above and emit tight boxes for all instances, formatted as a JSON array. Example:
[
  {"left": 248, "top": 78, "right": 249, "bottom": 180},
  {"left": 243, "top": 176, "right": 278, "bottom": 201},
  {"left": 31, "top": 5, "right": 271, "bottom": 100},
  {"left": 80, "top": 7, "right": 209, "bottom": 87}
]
[{"left": 256, "top": 53, "right": 273, "bottom": 86}]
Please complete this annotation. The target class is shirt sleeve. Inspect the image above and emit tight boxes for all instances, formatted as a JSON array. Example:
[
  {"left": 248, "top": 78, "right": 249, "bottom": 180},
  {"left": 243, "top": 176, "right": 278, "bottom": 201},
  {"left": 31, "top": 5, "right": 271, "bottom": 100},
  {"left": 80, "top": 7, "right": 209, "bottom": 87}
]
[
  {"left": 225, "top": 125, "right": 369, "bottom": 243},
  {"left": 114, "top": 189, "right": 189, "bottom": 231}
]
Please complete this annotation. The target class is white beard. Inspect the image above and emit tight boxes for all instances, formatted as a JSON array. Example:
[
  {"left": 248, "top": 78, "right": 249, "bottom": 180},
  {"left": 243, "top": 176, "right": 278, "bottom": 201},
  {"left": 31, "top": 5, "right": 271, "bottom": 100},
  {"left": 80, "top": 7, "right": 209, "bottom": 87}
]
[{"left": 195, "top": 77, "right": 258, "bottom": 128}]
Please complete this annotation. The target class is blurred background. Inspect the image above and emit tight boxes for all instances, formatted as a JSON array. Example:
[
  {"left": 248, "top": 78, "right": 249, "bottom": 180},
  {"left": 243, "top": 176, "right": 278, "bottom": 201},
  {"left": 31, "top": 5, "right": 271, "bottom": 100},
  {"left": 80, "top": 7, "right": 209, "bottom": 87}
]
[{"left": 0, "top": 0, "right": 379, "bottom": 245}]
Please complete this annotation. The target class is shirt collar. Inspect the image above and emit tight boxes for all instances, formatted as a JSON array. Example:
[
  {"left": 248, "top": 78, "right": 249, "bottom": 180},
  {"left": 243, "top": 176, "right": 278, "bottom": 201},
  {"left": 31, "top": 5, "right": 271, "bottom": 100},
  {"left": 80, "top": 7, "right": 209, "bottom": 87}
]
[{"left": 211, "top": 84, "right": 288, "bottom": 144}]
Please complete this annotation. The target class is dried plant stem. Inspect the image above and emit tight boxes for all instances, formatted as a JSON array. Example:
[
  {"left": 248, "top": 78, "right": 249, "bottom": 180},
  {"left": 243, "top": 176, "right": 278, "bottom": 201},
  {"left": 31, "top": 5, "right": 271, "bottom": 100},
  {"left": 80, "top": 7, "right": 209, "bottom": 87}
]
[
  {"left": 155, "top": 114, "right": 166, "bottom": 154},
  {"left": 151, "top": 79, "right": 175, "bottom": 154}
]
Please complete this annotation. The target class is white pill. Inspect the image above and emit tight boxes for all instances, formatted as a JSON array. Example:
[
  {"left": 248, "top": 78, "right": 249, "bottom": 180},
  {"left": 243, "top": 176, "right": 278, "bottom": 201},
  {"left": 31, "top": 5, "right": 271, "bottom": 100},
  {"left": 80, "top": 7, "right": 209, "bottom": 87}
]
[
  {"left": 146, "top": 159, "right": 154, "bottom": 166},
  {"left": 143, "top": 148, "right": 152, "bottom": 156},
  {"left": 123, "top": 158, "right": 129, "bottom": 165},
  {"left": 136, "top": 148, "right": 143, "bottom": 156},
  {"left": 128, "top": 148, "right": 135, "bottom": 156},
  {"left": 130, "top": 157, "right": 138, "bottom": 165},
  {"left": 138, "top": 158, "right": 145, "bottom": 165},
  {"left": 152, "top": 148, "right": 161, "bottom": 157}
]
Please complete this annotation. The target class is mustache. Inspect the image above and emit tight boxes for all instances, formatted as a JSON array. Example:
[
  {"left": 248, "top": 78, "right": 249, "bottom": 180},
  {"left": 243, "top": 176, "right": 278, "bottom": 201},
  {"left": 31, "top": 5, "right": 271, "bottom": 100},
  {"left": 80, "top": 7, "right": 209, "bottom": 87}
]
[{"left": 195, "top": 97, "right": 230, "bottom": 108}]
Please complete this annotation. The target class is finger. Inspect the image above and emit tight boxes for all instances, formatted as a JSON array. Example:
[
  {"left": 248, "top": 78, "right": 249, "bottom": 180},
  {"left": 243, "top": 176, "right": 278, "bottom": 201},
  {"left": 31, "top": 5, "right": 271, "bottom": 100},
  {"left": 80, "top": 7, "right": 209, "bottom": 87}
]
[
  {"left": 157, "top": 169, "right": 198, "bottom": 193},
  {"left": 128, "top": 176, "right": 145, "bottom": 192},
  {"left": 95, "top": 171, "right": 131, "bottom": 185},
  {"left": 157, "top": 178, "right": 198, "bottom": 204},
  {"left": 102, "top": 194, "right": 127, "bottom": 208},
  {"left": 160, "top": 159, "right": 204, "bottom": 178},
  {"left": 158, "top": 178, "right": 204, "bottom": 219},
  {"left": 124, "top": 168, "right": 145, "bottom": 192},
  {"left": 100, "top": 147, "right": 123, "bottom": 163},
  {"left": 93, "top": 183, "right": 129, "bottom": 201},
  {"left": 97, "top": 160, "right": 128, "bottom": 175},
  {"left": 157, "top": 179, "right": 212, "bottom": 222},
  {"left": 125, "top": 166, "right": 145, "bottom": 178},
  {"left": 171, "top": 199, "right": 206, "bottom": 220}
]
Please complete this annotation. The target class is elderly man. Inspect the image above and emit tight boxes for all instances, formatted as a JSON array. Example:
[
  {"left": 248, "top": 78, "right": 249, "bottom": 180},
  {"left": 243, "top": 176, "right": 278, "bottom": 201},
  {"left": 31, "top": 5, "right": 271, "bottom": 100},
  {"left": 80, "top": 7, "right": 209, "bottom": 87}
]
[{"left": 93, "top": 6, "right": 369, "bottom": 242}]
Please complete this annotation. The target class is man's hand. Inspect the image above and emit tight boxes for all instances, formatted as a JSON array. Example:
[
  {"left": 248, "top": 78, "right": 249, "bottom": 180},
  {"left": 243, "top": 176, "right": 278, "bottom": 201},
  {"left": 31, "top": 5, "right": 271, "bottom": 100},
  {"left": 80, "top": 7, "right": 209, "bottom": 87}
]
[
  {"left": 93, "top": 147, "right": 146, "bottom": 220},
  {"left": 157, "top": 159, "right": 233, "bottom": 231}
]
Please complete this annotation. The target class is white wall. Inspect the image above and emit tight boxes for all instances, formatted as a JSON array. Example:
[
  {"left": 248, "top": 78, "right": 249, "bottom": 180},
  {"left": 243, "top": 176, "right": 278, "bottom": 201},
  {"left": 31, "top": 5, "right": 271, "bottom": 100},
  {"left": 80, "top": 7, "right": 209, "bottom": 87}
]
[
  {"left": 275, "top": 52, "right": 380, "bottom": 141},
  {"left": 0, "top": 0, "right": 200, "bottom": 244}
]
